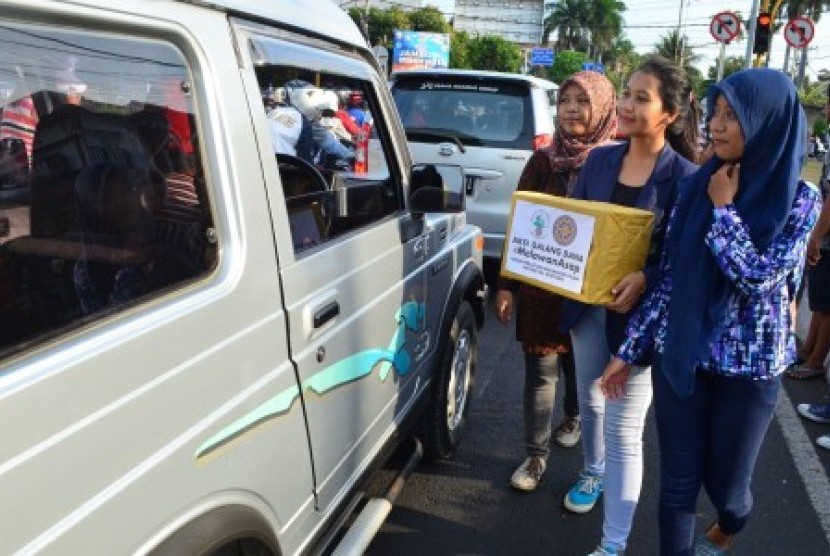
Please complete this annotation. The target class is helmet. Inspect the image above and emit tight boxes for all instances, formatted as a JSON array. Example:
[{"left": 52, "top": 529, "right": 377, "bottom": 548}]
[{"left": 289, "top": 85, "right": 328, "bottom": 120}]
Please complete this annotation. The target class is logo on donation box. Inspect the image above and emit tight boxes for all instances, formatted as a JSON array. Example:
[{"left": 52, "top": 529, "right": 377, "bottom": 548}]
[
  {"left": 505, "top": 200, "right": 595, "bottom": 294},
  {"left": 530, "top": 209, "right": 550, "bottom": 238},
  {"left": 553, "top": 215, "right": 578, "bottom": 246}
]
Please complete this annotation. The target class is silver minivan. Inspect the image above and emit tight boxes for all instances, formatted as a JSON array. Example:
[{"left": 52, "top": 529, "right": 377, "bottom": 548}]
[
  {"left": 0, "top": 1, "right": 486, "bottom": 554},
  {"left": 390, "top": 69, "right": 558, "bottom": 262}
]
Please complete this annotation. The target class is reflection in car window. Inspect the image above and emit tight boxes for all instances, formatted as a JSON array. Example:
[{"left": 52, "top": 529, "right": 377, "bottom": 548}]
[{"left": 0, "top": 22, "right": 216, "bottom": 356}]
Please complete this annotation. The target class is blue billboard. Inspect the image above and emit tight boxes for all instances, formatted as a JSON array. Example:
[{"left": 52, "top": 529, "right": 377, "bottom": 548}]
[{"left": 392, "top": 30, "right": 450, "bottom": 72}]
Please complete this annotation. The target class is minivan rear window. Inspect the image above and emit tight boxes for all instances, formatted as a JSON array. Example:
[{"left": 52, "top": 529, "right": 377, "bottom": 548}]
[{"left": 390, "top": 76, "right": 533, "bottom": 150}]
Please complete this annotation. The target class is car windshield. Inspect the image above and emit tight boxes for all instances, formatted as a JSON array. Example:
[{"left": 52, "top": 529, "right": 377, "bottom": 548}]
[{"left": 391, "top": 75, "right": 533, "bottom": 150}]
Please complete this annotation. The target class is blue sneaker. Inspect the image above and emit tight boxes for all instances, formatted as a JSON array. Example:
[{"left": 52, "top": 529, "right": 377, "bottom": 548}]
[
  {"left": 797, "top": 403, "right": 830, "bottom": 424},
  {"left": 564, "top": 472, "right": 603, "bottom": 513},
  {"left": 818, "top": 434, "right": 830, "bottom": 450}
]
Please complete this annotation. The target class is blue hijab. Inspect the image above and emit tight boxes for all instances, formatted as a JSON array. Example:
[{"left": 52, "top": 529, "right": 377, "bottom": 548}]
[{"left": 662, "top": 68, "right": 806, "bottom": 397}]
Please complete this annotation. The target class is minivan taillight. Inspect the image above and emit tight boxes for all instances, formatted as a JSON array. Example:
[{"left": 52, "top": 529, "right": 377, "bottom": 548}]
[{"left": 534, "top": 133, "right": 552, "bottom": 149}]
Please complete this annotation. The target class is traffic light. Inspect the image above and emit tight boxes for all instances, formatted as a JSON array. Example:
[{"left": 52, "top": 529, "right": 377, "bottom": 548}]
[{"left": 753, "top": 12, "right": 772, "bottom": 55}]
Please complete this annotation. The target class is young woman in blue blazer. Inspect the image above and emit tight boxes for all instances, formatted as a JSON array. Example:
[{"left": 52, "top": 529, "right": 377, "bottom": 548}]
[{"left": 559, "top": 57, "right": 700, "bottom": 556}]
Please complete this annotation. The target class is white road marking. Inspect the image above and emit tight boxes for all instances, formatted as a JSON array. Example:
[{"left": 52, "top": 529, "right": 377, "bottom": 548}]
[{"left": 776, "top": 386, "right": 830, "bottom": 547}]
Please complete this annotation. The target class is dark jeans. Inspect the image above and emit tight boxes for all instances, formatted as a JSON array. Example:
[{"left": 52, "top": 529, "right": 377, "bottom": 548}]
[
  {"left": 652, "top": 354, "right": 781, "bottom": 555},
  {"left": 524, "top": 350, "right": 578, "bottom": 458}
]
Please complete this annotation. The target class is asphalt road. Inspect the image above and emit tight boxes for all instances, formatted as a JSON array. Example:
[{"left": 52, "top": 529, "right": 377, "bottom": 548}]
[{"left": 367, "top": 293, "right": 830, "bottom": 556}]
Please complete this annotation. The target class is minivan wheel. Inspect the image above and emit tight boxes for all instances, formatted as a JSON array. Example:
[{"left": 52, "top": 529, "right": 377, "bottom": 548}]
[{"left": 421, "top": 300, "right": 477, "bottom": 459}]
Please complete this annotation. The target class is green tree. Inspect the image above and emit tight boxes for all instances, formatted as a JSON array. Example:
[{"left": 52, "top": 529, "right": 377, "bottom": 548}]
[
  {"left": 467, "top": 35, "right": 523, "bottom": 73},
  {"left": 409, "top": 6, "right": 450, "bottom": 33},
  {"left": 348, "top": 6, "right": 410, "bottom": 47},
  {"left": 604, "top": 36, "right": 641, "bottom": 88},
  {"left": 543, "top": 0, "right": 589, "bottom": 50},
  {"left": 450, "top": 30, "right": 473, "bottom": 69},
  {"left": 800, "top": 80, "right": 828, "bottom": 107},
  {"left": 706, "top": 55, "right": 744, "bottom": 81},
  {"left": 587, "top": 0, "right": 626, "bottom": 62},
  {"left": 652, "top": 30, "right": 703, "bottom": 95},
  {"left": 546, "top": 49, "right": 589, "bottom": 84},
  {"left": 813, "top": 117, "right": 828, "bottom": 138}
]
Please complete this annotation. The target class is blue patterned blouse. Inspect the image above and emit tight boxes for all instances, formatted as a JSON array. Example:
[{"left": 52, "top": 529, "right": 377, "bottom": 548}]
[{"left": 618, "top": 181, "right": 821, "bottom": 379}]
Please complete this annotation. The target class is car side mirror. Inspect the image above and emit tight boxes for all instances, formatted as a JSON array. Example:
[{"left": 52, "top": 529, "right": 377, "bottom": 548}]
[{"left": 409, "top": 163, "right": 464, "bottom": 215}]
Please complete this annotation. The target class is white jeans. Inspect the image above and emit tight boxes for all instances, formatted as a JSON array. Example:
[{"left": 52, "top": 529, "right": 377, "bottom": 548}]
[{"left": 570, "top": 305, "right": 652, "bottom": 552}]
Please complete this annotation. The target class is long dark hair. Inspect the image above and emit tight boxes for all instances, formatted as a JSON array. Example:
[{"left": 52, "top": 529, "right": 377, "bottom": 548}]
[{"left": 635, "top": 56, "right": 700, "bottom": 162}]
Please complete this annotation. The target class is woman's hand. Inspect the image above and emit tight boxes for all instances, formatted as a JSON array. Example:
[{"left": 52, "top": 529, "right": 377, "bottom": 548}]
[
  {"left": 807, "top": 234, "right": 822, "bottom": 266},
  {"left": 495, "top": 289, "right": 514, "bottom": 325},
  {"left": 600, "top": 357, "right": 632, "bottom": 400},
  {"left": 708, "top": 163, "right": 740, "bottom": 208},
  {"left": 605, "top": 271, "right": 646, "bottom": 314}
]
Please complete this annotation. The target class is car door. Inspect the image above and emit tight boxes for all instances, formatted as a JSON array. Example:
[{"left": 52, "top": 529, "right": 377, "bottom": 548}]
[{"left": 234, "top": 21, "right": 435, "bottom": 511}]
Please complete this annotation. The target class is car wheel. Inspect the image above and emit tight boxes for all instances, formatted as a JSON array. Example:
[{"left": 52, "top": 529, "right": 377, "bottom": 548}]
[{"left": 421, "top": 300, "right": 477, "bottom": 460}]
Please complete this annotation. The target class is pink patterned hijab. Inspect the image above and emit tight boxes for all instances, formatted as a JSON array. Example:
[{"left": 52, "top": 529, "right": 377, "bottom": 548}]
[{"left": 546, "top": 70, "right": 617, "bottom": 173}]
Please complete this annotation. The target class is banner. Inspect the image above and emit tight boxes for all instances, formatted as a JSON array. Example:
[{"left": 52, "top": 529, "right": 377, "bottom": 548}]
[{"left": 392, "top": 30, "right": 450, "bottom": 72}]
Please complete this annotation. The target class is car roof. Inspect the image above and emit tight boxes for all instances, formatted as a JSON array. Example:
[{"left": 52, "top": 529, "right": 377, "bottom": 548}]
[
  {"left": 176, "top": 0, "right": 367, "bottom": 48},
  {"left": 390, "top": 68, "right": 557, "bottom": 89}
]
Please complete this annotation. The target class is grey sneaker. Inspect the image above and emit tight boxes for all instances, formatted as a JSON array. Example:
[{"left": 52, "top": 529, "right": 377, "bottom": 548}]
[
  {"left": 510, "top": 456, "right": 546, "bottom": 491},
  {"left": 554, "top": 416, "right": 581, "bottom": 448}
]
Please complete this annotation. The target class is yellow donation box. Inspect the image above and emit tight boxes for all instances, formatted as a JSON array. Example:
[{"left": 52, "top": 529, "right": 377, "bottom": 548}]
[{"left": 500, "top": 191, "right": 654, "bottom": 304}]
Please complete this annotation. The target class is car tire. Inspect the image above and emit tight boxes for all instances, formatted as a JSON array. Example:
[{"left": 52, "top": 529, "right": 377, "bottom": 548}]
[{"left": 421, "top": 299, "right": 477, "bottom": 460}]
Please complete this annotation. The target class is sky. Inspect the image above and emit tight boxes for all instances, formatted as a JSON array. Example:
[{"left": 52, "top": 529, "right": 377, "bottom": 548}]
[{"left": 621, "top": 0, "right": 830, "bottom": 78}]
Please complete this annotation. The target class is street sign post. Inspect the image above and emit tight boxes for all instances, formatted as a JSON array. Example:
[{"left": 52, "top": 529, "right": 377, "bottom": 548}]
[
  {"left": 709, "top": 11, "right": 741, "bottom": 44},
  {"left": 784, "top": 16, "right": 815, "bottom": 49},
  {"left": 530, "top": 47, "right": 554, "bottom": 66},
  {"left": 372, "top": 45, "right": 389, "bottom": 76}
]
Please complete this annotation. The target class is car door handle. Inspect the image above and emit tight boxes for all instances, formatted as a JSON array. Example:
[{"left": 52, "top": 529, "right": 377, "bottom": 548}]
[{"left": 313, "top": 301, "right": 340, "bottom": 328}]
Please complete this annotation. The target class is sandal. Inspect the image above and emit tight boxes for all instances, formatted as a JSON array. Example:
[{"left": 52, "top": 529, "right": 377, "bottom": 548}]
[{"left": 784, "top": 365, "right": 825, "bottom": 380}]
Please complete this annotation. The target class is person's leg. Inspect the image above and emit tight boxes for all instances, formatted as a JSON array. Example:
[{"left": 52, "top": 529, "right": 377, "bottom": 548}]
[
  {"left": 599, "top": 364, "right": 653, "bottom": 553},
  {"left": 800, "top": 310, "right": 819, "bottom": 357},
  {"left": 562, "top": 349, "right": 579, "bottom": 418},
  {"left": 511, "top": 351, "right": 560, "bottom": 490},
  {"left": 565, "top": 307, "right": 609, "bottom": 513},
  {"left": 652, "top": 356, "right": 708, "bottom": 556},
  {"left": 805, "top": 312, "right": 830, "bottom": 369},
  {"left": 702, "top": 374, "right": 781, "bottom": 538},
  {"left": 523, "top": 351, "right": 560, "bottom": 459},
  {"left": 570, "top": 306, "right": 609, "bottom": 477},
  {"left": 554, "top": 350, "right": 582, "bottom": 448}
]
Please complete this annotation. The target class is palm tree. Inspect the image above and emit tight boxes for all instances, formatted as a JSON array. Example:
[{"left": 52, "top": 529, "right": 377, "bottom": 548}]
[
  {"left": 543, "top": 0, "right": 589, "bottom": 50},
  {"left": 653, "top": 30, "right": 703, "bottom": 94},
  {"left": 653, "top": 29, "right": 700, "bottom": 70},
  {"left": 587, "top": 0, "right": 626, "bottom": 62}
]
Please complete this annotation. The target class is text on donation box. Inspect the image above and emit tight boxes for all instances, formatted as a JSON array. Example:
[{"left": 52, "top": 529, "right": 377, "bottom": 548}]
[{"left": 504, "top": 200, "right": 596, "bottom": 294}]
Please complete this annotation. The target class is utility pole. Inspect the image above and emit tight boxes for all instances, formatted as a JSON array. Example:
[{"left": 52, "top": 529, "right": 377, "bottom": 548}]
[
  {"left": 744, "top": 0, "right": 762, "bottom": 69},
  {"left": 675, "top": 0, "right": 689, "bottom": 65}
]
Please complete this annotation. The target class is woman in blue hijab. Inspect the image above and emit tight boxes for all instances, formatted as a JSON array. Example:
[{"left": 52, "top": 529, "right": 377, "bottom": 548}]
[{"left": 599, "top": 68, "right": 821, "bottom": 554}]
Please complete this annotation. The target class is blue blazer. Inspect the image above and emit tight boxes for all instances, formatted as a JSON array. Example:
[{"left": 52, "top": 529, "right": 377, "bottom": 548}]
[{"left": 560, "top": 141, "right": 698, "bottom": 335}]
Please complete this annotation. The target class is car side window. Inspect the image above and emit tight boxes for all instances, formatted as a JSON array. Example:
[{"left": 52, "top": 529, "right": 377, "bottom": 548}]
[
  {"left": 0, "top": 22, "right": 216, "bottom": 357},
  {"left": 248, "top": 35, "right": 401, "bottom": 254}
]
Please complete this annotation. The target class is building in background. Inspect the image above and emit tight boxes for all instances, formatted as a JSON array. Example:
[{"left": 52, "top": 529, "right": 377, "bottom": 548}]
[
  {"left": 337, "top": 0, "right": 546, "bottom": 47},
  {"left": 454, "top": 0, "right": 544, "bottom": 46}
]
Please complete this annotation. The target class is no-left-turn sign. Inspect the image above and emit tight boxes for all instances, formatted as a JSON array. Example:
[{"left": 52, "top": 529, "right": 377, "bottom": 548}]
[
  {"left": 710, "top": 12, "right": 741, "bottom": 44},
  {"left": 784, "top": 16, "right": 815, "bottom": 49}
]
